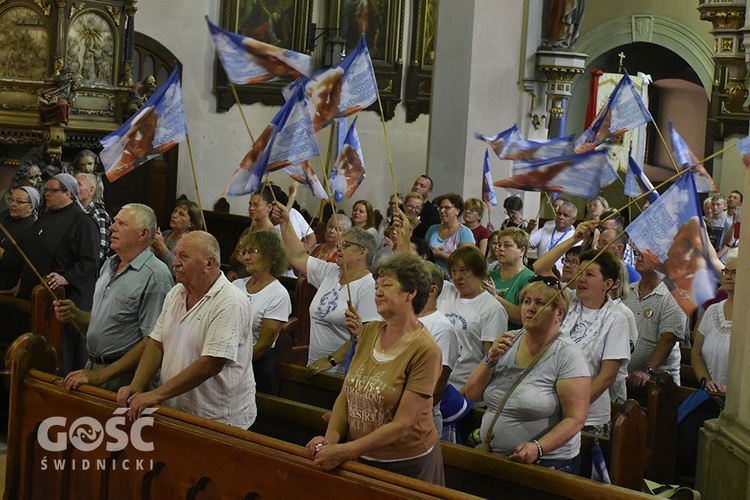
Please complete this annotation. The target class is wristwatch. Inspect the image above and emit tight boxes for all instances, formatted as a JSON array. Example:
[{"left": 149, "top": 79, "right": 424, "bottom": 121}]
[
  {"left": 643, "top": 365, "right": 654, "bottom": 376},
  {"left": 326, "top": 355, "right": 337, "bottom": 367}
]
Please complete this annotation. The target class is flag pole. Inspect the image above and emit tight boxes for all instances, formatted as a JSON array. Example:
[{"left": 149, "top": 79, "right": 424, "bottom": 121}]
[
  {"left": 700, "top": 142, "right": 736, "bottom": 165},
  {"left": 652, "top": 121, "right": 680, "bottom": 174},
  {"left": 318, "top": 155, "right": 353, "bottom": 303},
  {"left": 0, "top": 222, "right": 85, "bottom": 338},
  {"left": 230, "top": 83, "right": 256, "bottom": 143},
  {"left": 375, "top": 92, "right": 399, "bottom": 201},
  {"left": 185, "top": 134, "right": 208, "bottom": 231}
]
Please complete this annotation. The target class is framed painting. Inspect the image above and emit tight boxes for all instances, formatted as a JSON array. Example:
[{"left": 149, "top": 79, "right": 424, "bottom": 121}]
[
  {"left": 214, "top": 0, "right": 312, "bottom": 111},
  {"left": 326, "top": 0, "right": 405, "bottom": 120},
  {"left": 404, "top": 0, "right": 435, "bottom": 122}
]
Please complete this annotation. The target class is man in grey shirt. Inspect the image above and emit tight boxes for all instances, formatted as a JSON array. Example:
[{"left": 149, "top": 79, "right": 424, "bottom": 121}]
[{"left": 54, "top": 203, "right": 173, "bottom": 391}]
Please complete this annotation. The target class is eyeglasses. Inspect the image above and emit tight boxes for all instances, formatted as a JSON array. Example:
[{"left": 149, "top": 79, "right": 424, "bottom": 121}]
[
  {"left": 561, "top": 257, "right": 580, "bottom": 266},
  {"left": 44, "top": 188, "right": 64, "bottom": 194},
  {"left": 8, "top": 198, "right": 31, "bottom": 205},
  {"left": 337, "top": 241, "right": 365, "bottom": 251},
  {"left": 438, "top": 205, "right": 456, "bottom": 212},
  {"left": 632, "top": 250, "right": 642, "bottom": 258},
  {"left": 240, "top": 248, "right": 259, "bottom": 256},
  {"left": 404, "top": 203, "right": 422, "bottom": 212},
  {"left": 721, "top": 268, "right": 737, "bottom": 276},
  {"left": 528, "top": 274, "right": 561, "bottom": 290}
]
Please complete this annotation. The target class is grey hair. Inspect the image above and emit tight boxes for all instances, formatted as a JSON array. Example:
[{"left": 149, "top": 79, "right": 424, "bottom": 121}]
[
  {"left": 75, "top": 172, "right": 97, "bottom": 189},
  {"left": 188, "top": 231, "right": 221, "bottom": 267},
  {"left": 343, "top": 227, "right": 379, "bottom": 268},
  {"left": 330, "top": 213, "right": 352, "bottom": 231},
  {"left": 560, "top": 200, "right": 578, "bottom": 218},
  {"left": 122, "top": 203, "right": 157, "bottom": 242}
]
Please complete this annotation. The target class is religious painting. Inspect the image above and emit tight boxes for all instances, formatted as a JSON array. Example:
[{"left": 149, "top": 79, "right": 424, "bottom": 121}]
[
  {"left": 327, "top": 0, "right": 405, "bottom": 120},
  {"left": 596, "top": 73, "right": 647, "bottom": 172},
  {"left": 0, "top": 6, "right": 50, "bottom": 81},
  {"left": 67, "top": 11, "right": 116, "bottom": 86},
  {"left": 405, "top": 0, "right": 436, "bottom": 122},
  {"left": 215, "top": 0, "right": 311, "bottom": 110}
]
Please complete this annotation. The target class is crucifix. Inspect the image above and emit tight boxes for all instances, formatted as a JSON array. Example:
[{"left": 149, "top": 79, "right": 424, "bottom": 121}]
[{"left": 618, "top": 52, "right": 626, "bottom": 73}]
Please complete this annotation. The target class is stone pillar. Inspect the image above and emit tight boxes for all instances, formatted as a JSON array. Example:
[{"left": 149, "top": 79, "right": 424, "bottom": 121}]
[
  {"left": 695, "top": 7, "right": 750, "bottom": 498},
  {"left": 427, "top": 0, "right": 530, "bottom": 201},
  {"left": 536, "top": 50, "right": 587, "bottom": 138}
]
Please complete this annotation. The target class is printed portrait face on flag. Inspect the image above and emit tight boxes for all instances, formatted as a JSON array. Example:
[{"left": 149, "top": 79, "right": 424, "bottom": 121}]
[
  {"left": 626, "top": 173, "right": 717, "bottom": 315},
  {"left": 329, "top": 117, "right": 365, "bottom": 202},
  {"left": 100, "top": 70, "right": 187, "bottom": 182}
]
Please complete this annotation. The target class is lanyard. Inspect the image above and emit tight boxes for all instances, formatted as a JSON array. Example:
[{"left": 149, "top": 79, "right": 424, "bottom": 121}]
[{"left": 549, "top": 227, "right": 572, "bottom": 250}]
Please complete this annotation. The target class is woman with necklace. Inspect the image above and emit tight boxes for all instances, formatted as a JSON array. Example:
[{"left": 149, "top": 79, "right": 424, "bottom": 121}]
[
  {"left": 306, "top": 253, "right": 444, "bottom": 485},
  {"left": 426, "top": 193, "right": 476, "bottom": 274},
  {"left": 692, "top": 257, "right": 736, "bottom": 393},
  {"left": 273, "top": 201, "right": 380, "bottom": 377},
  {"left": 484, "top": 227, "right": 535, "bottom": 329},
  {"left": 438, "top": 246, "right": 508, "bottom": 394},
  {"left": 232, "top": 230, "right": 292, "bottom": 393}
]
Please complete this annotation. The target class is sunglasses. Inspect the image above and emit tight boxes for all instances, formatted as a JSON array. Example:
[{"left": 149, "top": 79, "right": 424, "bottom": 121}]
[{"left": 528, "top": 274, "right": 561, "bottom": 290}]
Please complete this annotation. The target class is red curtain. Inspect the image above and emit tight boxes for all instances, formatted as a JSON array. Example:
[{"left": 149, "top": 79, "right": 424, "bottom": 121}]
[{"left": 584, "top": 69, "right": 603, "bottom": 129}]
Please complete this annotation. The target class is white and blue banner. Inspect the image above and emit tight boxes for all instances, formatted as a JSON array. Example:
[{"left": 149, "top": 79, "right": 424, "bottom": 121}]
[{"left": 329, "top": 117, "right": 365, "bottom": 202}]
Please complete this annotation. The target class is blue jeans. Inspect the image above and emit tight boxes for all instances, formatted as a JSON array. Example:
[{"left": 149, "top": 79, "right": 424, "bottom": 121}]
[{"left": 538, "top": 454, "right": 580, "bottom": 475}]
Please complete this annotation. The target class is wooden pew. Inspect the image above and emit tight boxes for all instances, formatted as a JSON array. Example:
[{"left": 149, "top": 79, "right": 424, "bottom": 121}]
[
  {"left": 627, "top": 372, "right": 679, "bottom": 484},
  {"left": 254, "top": 393, "right": 648, "bottom": 499},
  {"left": 4, "top": 335, "right": 480, "bottom": 500},
  {"left": 293, "top": 276, "right": 318, "bottom": 364},
  {"left": 273, "top": 364, "right": 648, "bottom": 491},
  {"left": 0, "top": 284, "right": 64, "bottom": 373}
]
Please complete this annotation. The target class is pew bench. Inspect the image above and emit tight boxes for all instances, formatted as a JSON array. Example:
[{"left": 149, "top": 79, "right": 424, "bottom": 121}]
[
  {"left": 4, "top": 335, "right": 481, "bottom": 500},
  {"left": 254, "top": 393, "right": 648, "bottom": 499}
]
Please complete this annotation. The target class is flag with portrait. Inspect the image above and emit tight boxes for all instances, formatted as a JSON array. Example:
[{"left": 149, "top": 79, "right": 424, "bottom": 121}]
[
  {"left": 329, "top": 117, "right": 365, "bottom": 202},
  {"left": 626, "top": 172, "right": 718, "bottom": 315},
  {"left": 475, "top": 124, "right": 523, "bottom": 159},
  {"left": 669, "top": 121, "right": 717, "bottom": 193},
  {"left": 100, "top": 69, "right": 187, "bottom": 182},
  {"left": 624, "top": 153, "right": 659, "bottom": 204},
  {"left": 207, "top": 18, "right": 312, "bottom": 84}
]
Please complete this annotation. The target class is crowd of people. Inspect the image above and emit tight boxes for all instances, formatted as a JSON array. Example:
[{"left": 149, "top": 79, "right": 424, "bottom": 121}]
[{"left": 0, "top": 165, "right": 741, "bottom": 486}]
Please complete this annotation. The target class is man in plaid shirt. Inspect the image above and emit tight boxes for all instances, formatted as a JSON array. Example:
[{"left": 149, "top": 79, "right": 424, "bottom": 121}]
[{"left": 76, "top": 172, "right": 111, "bottom": 265}]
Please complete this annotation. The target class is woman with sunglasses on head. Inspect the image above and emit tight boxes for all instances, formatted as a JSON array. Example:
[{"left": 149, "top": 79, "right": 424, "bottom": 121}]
[
  {"left": 465, "top": 279, "right": 590, "bottom": 473},
  {"left": 426, "top": 193, "right": 476, "bottom": 274},
  {"left": 272, "top": 201, "right": 381, "bottom": 377},
  {"left": 232, "top": 230, "right": 292, "bottom": 393},
  {"left": 691, "top": 257, "right": 736, "bottom": 394},
  {"left": 438, "top": 246, "right": 507, "bottom": 394},
  {"left": 483, "top": 227, "right": 535, "bottom": 330}
]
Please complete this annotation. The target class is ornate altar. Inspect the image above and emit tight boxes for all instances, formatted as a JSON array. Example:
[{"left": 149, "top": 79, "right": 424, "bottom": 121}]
[{"left": 0, "top": 0, "right": 138, "bottom": 186}]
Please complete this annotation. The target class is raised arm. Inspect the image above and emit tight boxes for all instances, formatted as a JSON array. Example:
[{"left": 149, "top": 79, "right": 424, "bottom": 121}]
[
  {"left": 272, "top": 201, "right": 309, "bottom": 273},
  {"left": 533, "top": 220, "right": 596, "bottom": 277}
]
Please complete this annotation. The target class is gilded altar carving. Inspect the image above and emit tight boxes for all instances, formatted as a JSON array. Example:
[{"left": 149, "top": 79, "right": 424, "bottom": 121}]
[
  {"left": 0, "top": 6, "right": 50, "bottom": 81},
  {"left": 33, "top": 0, "right": 50, "bottom": 16},
  {"left": 106, "top": 5, "right": 121, "bottom": 26},
  {"left": 69, "top": 2, "right": 84, "bottom": 18},
  {"left": 67, "top": 11, "right": 115, "bottom": 86}
]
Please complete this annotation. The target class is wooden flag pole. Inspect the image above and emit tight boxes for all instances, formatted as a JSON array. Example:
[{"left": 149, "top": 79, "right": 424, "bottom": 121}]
[
  {"left": 375, "top": 92, "right": 399, "bottom": 201},
  {"left": 700, "top": 142, "right": 736, "bottom": 165},
  {"left": 0, "top": 222, "right": 85, "bottom": 337},
  {"left": 185, "top": 134, "right": 208, "bottom": 231},
  {"left": 652, "top": 121, "right": 681, "bottom": 174},
  {"left": 230, "top": 83, "right": 256, "bottom": 143}
]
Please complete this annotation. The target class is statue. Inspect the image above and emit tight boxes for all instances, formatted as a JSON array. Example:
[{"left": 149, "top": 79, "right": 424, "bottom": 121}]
[
  {"left": 544, "top": 0, "right": 585, "bottom": 49},
  {"left": 118, "top": 60, "right": 134, "bottom": 87},
  {"left": 38, "top": 67, "right": 81, "bottom": 125},
  {"left": 124, "top": 75, "right": 157, "bottom": 120},
  {"left": 67, "top": 149, "right": 105, "bottom": 203}
]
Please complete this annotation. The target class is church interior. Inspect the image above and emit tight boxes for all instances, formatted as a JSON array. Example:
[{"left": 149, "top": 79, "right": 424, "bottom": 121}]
[{"left": 0, "top": 0, "right": 749, "bottom": 497}]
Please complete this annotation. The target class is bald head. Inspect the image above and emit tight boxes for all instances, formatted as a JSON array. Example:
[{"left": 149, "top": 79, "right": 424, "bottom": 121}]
[{"left": 75, "top": 173, "right": 97, "bottom": 206}]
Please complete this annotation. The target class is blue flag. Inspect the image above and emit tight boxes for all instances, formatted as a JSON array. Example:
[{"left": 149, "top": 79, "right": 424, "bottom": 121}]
[
  {"left": 482, "top": 150, "right": 498, "bottom": 210},
  {"left": 283, "top": 160, "right": 329, "bottom": 200},
  {"left": 503, "top": 135, "right": 574, "bottom": 162},
  {"left": 207, "top": 18, "right": 312, "bottom": 84},
  {"left": 575, "top": 71, "right": 652, "bottom": 153},
  {"left": 494, "top": 150, "right": 618, "bottom": 199},
  {"left": 100, "top": 69, "right": 187, "bottom": 182},
  {"left": 474, "top": 124, "right": 523, "bottom": 159},
  {"left": 224, "top": 85, "right": 320, "bottom": 196},
  {"left": 626, "top": 172, "right": 718, "bottom": 315},
  {"left": 624, "top": 154, "right": 659, "bottom": 204},
  {"left": 329, "top": 117, "right": 365, "bottom": 202},
  {"left": 669, "top": 121, "right": 717, "bottom": 193},
  {"left": 301, "top": 35, "right": 378, "bottom": 131}
]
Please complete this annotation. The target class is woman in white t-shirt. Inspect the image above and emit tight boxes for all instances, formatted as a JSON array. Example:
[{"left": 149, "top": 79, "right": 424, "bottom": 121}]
[
  {"left": 273, "top": 201, "right": 381, "bottom": 377},
  {"left": 232, "top": 230, "right": 292, "bottom": 394},
  {"left": 558, "top": 249, "right": 630, "bottom": 436}
]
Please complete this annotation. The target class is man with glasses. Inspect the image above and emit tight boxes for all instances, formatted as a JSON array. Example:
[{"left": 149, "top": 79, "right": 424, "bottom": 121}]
[
  {"left": 529, "top": 200, "right": 579, "bottom": 273},
  {"left": 623, "top": 244, "right": 688, "bottom": 388}
]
